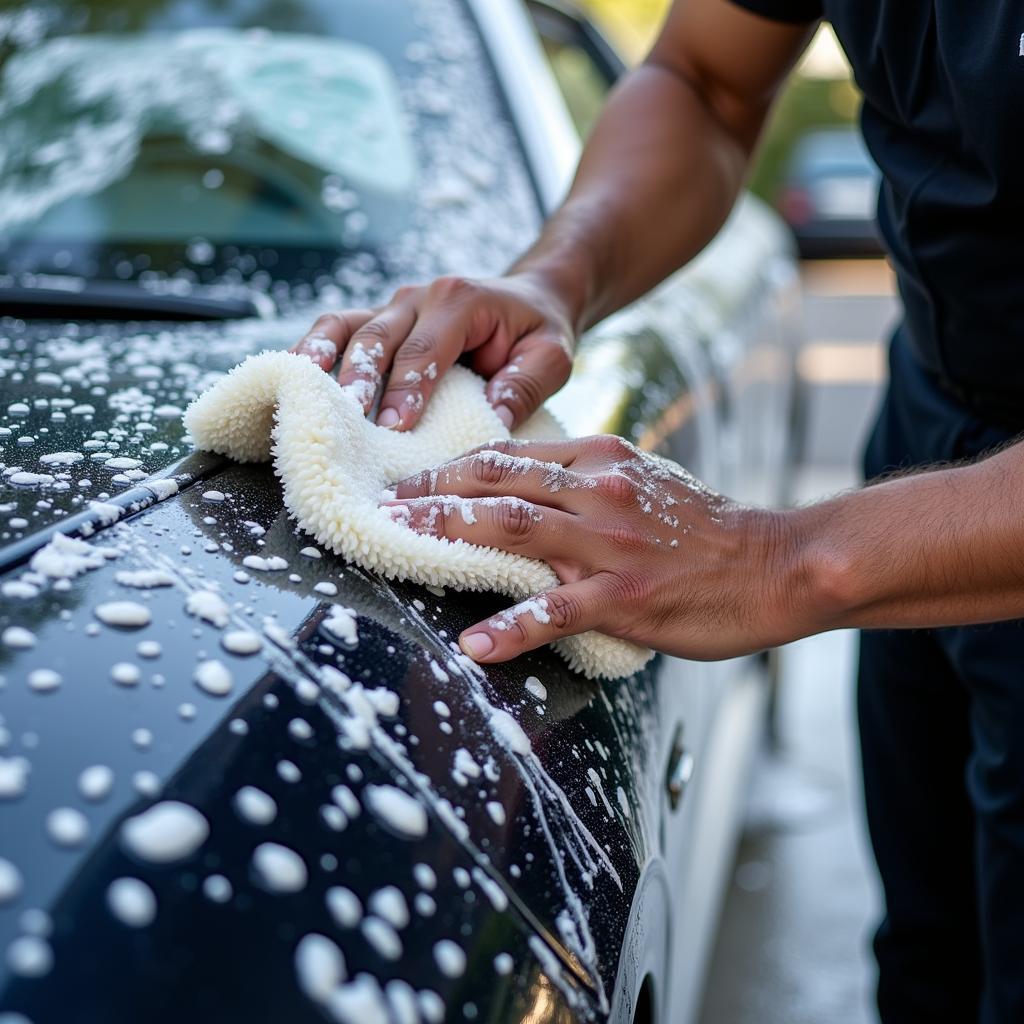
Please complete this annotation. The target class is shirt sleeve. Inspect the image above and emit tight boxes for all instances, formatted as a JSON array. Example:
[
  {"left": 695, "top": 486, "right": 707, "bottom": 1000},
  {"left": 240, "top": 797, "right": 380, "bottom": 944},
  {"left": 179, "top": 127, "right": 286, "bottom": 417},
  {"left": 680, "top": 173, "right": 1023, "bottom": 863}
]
[{"left": 727, "top": 0, "right": 823, "bottom": 24}]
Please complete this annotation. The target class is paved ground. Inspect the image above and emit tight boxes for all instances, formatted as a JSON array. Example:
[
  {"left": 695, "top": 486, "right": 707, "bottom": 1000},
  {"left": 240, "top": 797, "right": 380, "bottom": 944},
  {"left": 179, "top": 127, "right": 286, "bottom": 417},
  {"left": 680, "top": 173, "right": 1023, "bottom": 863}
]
[{"left": 697, "top": 260, "right": 899, "bottom": 1024}]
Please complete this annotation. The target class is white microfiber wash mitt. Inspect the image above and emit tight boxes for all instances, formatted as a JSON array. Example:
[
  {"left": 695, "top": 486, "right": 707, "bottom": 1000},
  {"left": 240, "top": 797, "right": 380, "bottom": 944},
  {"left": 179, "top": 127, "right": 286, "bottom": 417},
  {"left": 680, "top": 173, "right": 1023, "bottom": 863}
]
[{"left": 184, "top": 350, "right": 652, "bottom": 679}]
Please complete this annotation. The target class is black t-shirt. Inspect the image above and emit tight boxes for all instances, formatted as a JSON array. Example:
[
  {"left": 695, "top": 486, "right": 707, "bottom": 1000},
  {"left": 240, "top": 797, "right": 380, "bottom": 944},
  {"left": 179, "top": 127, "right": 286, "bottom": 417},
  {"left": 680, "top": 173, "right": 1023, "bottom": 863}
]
[{"left": 731, "top": 0, "right": 1024, "bottom": 421}]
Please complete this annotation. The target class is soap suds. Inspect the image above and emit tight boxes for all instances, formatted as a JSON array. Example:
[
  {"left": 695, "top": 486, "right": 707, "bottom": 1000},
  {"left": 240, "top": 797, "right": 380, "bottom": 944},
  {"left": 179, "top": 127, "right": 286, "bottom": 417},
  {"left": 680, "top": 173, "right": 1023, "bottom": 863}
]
[
  {"left": 253, "top": 842, "right": 307, "bottom": 893},
  {"left": 363, "top": 785, "right": 428, "bottom": 838},
  {"left": 194, "top": 659, "right": 233, "bottom": 696},
  {"left": 107, "top": 877, "right": 157, "bottom": 927},
  {"left": 221, "top": 630, "right": 261, "bottom": 655},
  {"left": 95, "top": 601, "right": 151, "bottom": 628},
  {"left": 79, "top": 765, "right": 114, "bottom": 800},
  {"left": 233, "top": 786, "right": 277, "bottom": 825},
  {"left": 121, "top": 801, "right": 209, "bottom": 863},
  {"left": 185, "top": 590, "right": 231, "bottom": 628}
]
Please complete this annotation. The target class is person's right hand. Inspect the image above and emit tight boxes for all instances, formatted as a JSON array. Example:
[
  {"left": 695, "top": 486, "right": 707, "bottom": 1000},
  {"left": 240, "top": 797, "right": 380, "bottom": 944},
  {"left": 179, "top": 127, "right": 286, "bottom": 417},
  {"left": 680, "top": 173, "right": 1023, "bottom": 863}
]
[{"left": 290, "top": 274, "right": 576, "bottom": 432}]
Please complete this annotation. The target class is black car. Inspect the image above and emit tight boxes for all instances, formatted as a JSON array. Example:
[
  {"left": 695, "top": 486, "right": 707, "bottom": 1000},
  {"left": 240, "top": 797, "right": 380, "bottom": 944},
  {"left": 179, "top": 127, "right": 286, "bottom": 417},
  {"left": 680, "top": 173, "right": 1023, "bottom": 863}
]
[{"left": 0, "top": 1, "right": 801, "bottom": 1021}]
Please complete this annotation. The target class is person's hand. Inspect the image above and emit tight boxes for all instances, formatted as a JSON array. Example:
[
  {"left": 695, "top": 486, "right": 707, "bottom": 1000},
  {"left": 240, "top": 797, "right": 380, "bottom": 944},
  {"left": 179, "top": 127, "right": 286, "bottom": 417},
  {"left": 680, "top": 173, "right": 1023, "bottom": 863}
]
[
  {"left": 380, "top": 436, "right": 804, "bottom": 666},
  {"left": 290, "top": 274, "right": 575, "bottom": 432}
]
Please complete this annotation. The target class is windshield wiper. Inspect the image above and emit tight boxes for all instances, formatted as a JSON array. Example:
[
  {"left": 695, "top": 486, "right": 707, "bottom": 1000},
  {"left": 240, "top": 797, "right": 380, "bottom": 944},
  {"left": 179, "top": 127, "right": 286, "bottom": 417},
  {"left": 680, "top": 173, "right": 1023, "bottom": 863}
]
[{"left": 0, "top": 279, "right": 270, "bottom": 321}]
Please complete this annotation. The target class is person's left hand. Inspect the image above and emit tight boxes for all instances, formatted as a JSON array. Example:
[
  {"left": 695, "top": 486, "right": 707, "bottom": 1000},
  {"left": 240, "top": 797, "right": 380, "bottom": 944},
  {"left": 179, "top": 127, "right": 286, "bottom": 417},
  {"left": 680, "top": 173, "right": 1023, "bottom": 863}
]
[{"left": 382, "top": 435, "right": 803, "bottom": 666}]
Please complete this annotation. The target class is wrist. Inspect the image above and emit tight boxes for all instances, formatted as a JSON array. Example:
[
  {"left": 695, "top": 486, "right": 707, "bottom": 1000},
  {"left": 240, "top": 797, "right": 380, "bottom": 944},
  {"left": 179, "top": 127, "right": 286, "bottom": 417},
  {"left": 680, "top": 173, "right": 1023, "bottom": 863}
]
[
  {"left": 507, "top": 260, "right": 591, "bottom": 337},
  {"left": 770, "top": 502, "right": 867, "bottom": 639}
]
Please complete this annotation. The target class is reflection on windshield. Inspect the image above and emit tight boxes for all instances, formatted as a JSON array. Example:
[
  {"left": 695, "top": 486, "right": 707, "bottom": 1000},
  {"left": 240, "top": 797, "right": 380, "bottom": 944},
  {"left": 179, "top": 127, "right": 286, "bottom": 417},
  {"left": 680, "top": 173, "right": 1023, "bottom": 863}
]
[
  {"left": 0, "top": 31, "right": 415, "bottom": 247},
  {"left": 0, "top": 0, "right": 540, "bottom": 305}
]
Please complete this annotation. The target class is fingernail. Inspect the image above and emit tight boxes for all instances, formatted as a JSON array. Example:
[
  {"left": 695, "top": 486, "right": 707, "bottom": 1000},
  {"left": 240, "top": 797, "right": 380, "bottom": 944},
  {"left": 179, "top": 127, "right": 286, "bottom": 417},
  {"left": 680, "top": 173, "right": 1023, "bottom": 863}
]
[
  {"left": 495, "top": 405, "right": 514, "bottom": 430},
  {"left": 377, "top": 407, "right": 400, "bottom": 429},
  {"left": 460, "top": 632, "right": 494, "bottom": 660}
]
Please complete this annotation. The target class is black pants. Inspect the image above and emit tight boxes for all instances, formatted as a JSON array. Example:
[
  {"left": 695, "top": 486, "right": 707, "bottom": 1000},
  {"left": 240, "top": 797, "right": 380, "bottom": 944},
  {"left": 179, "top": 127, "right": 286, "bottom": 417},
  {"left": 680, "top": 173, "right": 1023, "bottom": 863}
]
[{"left": 859, "top": 329, "right": 1024, "bottom": 1023}]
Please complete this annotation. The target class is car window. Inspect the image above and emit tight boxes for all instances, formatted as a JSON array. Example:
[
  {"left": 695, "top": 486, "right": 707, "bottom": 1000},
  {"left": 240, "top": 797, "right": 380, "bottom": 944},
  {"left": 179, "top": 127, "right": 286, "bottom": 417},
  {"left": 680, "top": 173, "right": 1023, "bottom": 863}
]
[
  {"left": 0, "top": 0, "right": 540, "bottom": 302},
  {"left": 530, "top": 11, "right": 612, "bottom": 139}
]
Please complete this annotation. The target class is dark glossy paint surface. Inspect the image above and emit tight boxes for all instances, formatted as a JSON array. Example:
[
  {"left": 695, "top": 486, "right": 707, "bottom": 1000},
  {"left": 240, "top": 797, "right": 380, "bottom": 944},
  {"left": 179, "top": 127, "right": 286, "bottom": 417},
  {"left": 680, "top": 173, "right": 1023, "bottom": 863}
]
[{"left": 0, "top": 457, "right": 662, "bottom": 1022}]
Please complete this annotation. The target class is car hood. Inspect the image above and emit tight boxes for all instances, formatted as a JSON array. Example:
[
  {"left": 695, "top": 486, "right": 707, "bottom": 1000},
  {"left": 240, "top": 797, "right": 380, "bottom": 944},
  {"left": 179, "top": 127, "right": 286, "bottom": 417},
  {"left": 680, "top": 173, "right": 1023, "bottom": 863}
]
[
  {"left": 0, "top": 316, "right": 664, "bottom": 1022},
  {"left": 0, "top": 314, "right": 302, "bottom": 537}
]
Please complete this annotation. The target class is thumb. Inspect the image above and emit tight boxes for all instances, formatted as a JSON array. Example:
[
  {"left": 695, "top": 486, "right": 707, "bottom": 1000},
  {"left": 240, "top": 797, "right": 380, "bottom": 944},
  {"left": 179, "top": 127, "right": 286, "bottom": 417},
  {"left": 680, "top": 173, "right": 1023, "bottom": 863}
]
[
  {"left": 458, "top": 581, "right": 603, "bottom": 664},
  {"left": 486, "top": 333, "right": 572, "bottom": 431}
]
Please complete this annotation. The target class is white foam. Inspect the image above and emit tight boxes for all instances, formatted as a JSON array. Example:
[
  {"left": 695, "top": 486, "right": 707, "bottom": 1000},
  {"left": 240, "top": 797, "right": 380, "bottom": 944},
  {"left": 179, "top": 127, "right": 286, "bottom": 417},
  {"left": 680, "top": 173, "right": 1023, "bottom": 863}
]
[
  {"left": 95, "top": 601, "right": 151, "bottom": 628},
  {"left": 234, "top": 786, "right": 276, "bottom": 825},
  {"left": 31, "top": 533, "right": 118, "bottom": 580},
  {"left": 221, "top": 630, "right": 261, "bottom": 655},
  {"left": 242, "top": 554, "right": 288, "bottom": 572},
  {"left": 79, "top": 765, "right": 114, "bottom": 801},
  {"left": 2, "top": 627, "right": 36, "bottom": 649},
  {"left": 252, "top": 842, "right": 307, "bottom": 893},
  {"left": 433, "top": 938, "right": 466, "bottom": 978},
  {"left": 326, "top": 886, "right": 363, "bottom": 928},
  {"left": 194, "top": 659, "right": 233, "bottom": 696},
  {"left": 295, "top": 933, "right": 346, "bottom": 1001},
  {"left": 121, "top": 801, "right": 209, "bottom": 863},
  {"left": 116, "top": 569, "right": 175, "bottom": 589},
  {"left": 0, "top": 757, "right": 30, "bottom": 798},
  {"left": 367, "top": 886, "right": 409, "bottom": 929},
  {"left": 322, "top": 606, "right": 359, "bottom": 645},
  {"left": 107, "top": 877, "right": 157, "bottom": 927},
  {"left": 524, "top": 675, "right": 547, "bottom": 701},
  {"left": 28, "top": 668, "right": 61, "bottom": 693},
  {"left": 0, "top": 857, "right": 23, "bottom": 904},
  {"left": 361, "top": 916, "right": 402, "bottom": 960},
  {"left": 111, "top": 662, "right": 140, "bottom": 686},
  {"left": 6, "top": 935, "right": 53, "bottom": 977},
  {"left": 363, "top": 784, "right": 427, "bottom": 838},
  {"left": 488, "top": 707, "right": 531, "bottom": 755},
  {"left": 186, "top": 590, "right": 230, "bottom": 628}
]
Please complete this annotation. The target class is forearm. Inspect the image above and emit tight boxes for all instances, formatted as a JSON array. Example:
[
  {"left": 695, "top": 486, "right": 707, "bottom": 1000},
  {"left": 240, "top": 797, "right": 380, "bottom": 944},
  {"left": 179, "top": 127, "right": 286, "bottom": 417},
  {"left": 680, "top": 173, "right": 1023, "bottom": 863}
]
[
  {"left": 510, "top": 63, "right": 749, "bottom": 333},
  {"left": 784, "top": 443, "right": 1024, "bottom": 637}
]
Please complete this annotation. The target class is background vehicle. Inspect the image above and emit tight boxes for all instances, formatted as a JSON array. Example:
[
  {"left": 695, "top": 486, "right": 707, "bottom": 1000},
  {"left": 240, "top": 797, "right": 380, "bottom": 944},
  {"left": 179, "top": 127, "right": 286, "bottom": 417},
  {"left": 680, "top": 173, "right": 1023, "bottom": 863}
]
[
  {"left": 0, "top": 1, "right": 801, "bottom": 1021},
  {"left": 776, "top": 127, "right": 883, "bottom": 259}
]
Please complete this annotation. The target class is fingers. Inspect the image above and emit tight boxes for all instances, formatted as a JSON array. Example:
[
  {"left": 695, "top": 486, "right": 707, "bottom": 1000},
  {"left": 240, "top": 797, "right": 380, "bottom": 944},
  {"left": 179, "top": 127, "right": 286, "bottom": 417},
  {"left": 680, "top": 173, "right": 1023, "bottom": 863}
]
[
  {"left": 391, "top": 446, "right": 587, "bottom": 506},
  {"left": 485, "top": 332, "right": 572, "bottom": 430},
  {"left": 458, "top": 580, "right": 607, "bottom": 664},
  {"left": 376, "top": 277, "right": 491, "bottom": 431},
  {"left": 335, "top": 301, "right": 418, "bottom": 415},
  {"left": 291, "top": 311, "right": 375, "bottom": 372},
  {"left": 383, "top": 494, "right": 578, "bottom": 563}
]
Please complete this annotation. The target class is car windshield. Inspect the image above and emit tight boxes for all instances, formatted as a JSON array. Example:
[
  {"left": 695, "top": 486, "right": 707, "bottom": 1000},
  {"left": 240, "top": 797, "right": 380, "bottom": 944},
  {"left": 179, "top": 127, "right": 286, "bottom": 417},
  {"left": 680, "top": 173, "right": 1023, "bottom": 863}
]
[{"left": 0, "top": 0, "right": 539, "bottom": 302}]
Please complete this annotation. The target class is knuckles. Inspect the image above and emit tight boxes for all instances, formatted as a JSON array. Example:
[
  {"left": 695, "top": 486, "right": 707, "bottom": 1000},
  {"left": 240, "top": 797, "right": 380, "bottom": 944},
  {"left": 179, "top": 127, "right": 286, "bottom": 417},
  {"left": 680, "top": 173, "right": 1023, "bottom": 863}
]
[
  {"left": 495, "top": 499, "right": 537, "bottom": 541},
  {"left": 470, "top": 453, "right": 514, "bottom": 488},
  {"left": 542, "top": 589, "right": 581, "bottom": 632},
  {"left": 428, "top": 275, "right": 476, "bottom": 304},
  {"left": 391, "top": 284, "right": 419, "bottom": 304},
  {"left": 352, "top": 318, "right": 392, "bottom": 346},
  {"left": 396, "top": 331, "right": 439, "bottom": 362},
  {"left": 603, "top": 568, "right": 650, "bottom": 609},
  {"left": 594, "top": 472, "right": 638, "bottom": 507},
  {"left": 588, "top": 434, "right": 634, "bottom": 462}
]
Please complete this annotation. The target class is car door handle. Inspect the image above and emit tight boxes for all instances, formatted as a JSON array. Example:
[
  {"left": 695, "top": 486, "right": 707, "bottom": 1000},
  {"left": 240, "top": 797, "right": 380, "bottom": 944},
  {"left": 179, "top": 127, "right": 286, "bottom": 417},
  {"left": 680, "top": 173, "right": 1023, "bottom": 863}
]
[{"left": 666, "top": 724, "right": 695, "bottom": 811}]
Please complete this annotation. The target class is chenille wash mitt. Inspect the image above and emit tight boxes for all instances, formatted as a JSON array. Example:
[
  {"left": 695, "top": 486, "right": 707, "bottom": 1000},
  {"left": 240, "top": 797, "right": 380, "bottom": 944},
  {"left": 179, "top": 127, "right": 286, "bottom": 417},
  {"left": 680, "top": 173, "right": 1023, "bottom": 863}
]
[{"left": 184, "top": 350, "right": 653, "bottom": 679}]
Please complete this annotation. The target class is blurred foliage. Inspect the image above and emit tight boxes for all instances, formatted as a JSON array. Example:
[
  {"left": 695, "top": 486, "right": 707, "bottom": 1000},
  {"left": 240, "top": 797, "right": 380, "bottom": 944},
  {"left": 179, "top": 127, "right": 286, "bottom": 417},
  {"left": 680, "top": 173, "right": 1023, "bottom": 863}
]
[
  {"left": 540, "top": 37, "right": 608, "bottom": 139},
  {"left": 576, "top": 0, "right": 670, "bottom": 62},
  {"left": 747, "top": 76, "right": 860, "bottom": 201},
  {"left": 572, "top": 2, "right": 860, "bottom": 203}
]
